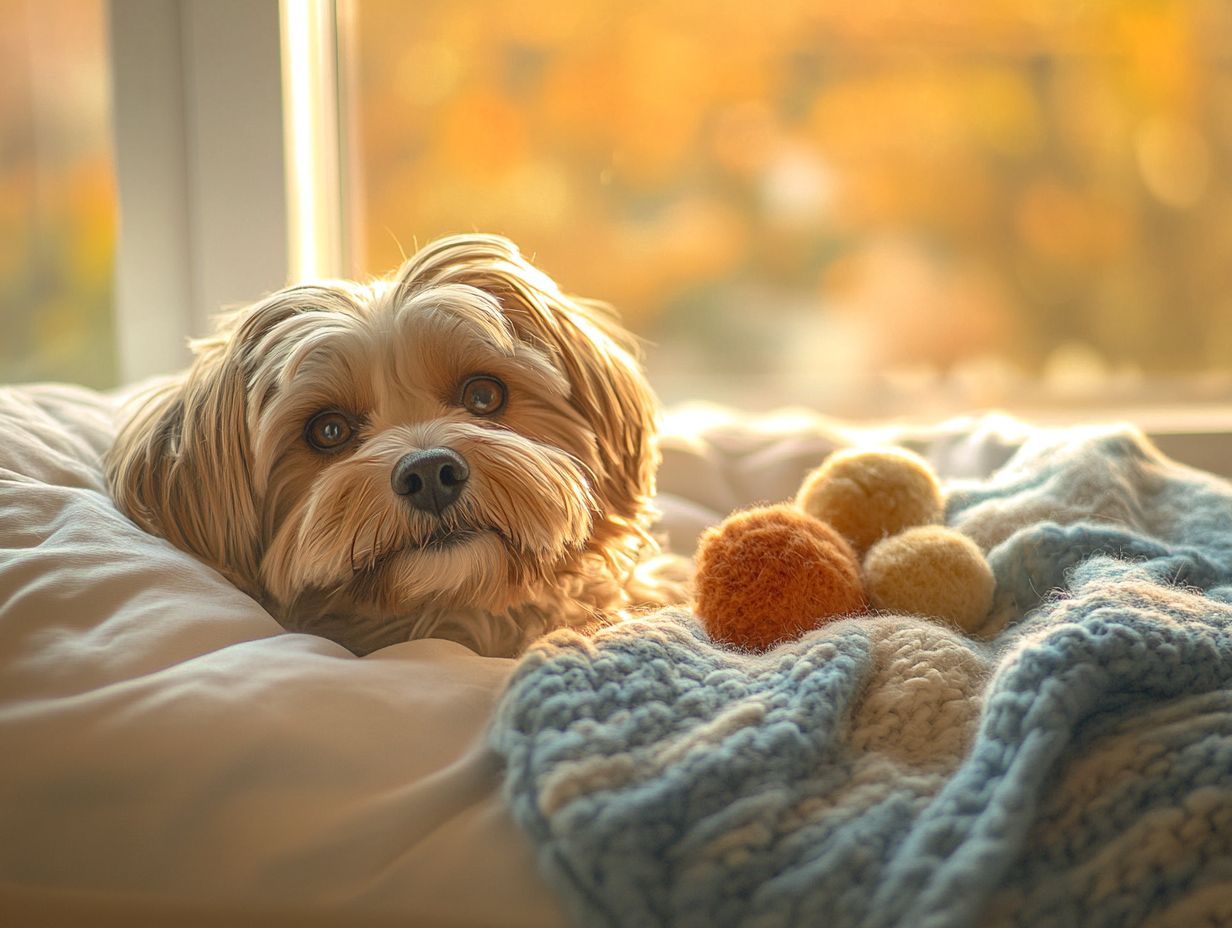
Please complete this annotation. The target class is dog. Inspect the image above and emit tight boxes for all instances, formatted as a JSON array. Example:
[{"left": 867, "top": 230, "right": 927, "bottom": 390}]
[{"left": 107, "top": 234, "right": 679, "bottom": 656}]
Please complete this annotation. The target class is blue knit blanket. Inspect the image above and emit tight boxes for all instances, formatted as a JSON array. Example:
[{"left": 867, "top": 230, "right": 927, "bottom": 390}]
[{"left": 491, "top": 427, "right": 1232, "bottom": 928}]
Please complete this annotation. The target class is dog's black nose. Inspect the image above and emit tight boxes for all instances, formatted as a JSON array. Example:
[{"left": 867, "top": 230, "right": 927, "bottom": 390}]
[{"left": 392, "top": 448, "right": 470, "bottom": 514}]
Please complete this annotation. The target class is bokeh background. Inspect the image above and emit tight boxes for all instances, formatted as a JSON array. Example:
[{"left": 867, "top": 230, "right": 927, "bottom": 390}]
[
  {"left": 1, "top": 0, "right": 115, "bottom": 388},
  {"left": 345, "top": 0, "right": 1232, "bottom": 415},
  {"left": 4, "top": 0, "right": 1232, "bottom": 416}
]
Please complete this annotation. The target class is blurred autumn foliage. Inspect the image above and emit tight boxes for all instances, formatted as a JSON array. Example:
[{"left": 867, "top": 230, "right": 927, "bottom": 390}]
[
  {"left": 347, "top": 0, "right": 1232, "bottom": 413},
  {"left": 0, "top": 0, "right": 116, "bottom": 388},
  {"left": 2, "top": 0, "right": 1230, "bottom": 412}
]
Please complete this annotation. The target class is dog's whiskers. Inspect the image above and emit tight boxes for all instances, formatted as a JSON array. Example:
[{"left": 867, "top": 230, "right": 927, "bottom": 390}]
[
  {"left": 348, "top": 504, "right": 396, "bottom": 575},
  {"left": 349, "top": 522, "right": 362, "bottom": 575},
  {"left": 367, "top": 506, "right": 391, "bottom": 570}
]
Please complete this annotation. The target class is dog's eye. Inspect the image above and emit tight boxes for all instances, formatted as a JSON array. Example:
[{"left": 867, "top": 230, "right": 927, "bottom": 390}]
[
  {"left": 305, "top": 411, "right": 355, "bottom": 452},
  {"left": 460, "top": 375, "right": 507, "bottom": 416}
]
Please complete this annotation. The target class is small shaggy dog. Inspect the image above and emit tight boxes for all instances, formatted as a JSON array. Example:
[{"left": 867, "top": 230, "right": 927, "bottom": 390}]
[{"left": 107, "top": 234, "right": 676, "bottom": 656}]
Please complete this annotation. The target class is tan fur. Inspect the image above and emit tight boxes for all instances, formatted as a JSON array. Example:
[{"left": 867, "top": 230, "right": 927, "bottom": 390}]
[{"left": 106, "top": 234, "right": 680, "bottom": 656}]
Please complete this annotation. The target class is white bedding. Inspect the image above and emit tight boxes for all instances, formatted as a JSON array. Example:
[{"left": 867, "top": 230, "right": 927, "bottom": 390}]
[{"left": 0, "top": 384, "right": 1021, "bottom": 926}]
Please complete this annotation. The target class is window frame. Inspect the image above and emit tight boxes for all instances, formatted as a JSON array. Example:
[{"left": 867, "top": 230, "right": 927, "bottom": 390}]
[{"left": 108, "top": 0, "right": 344, "bottom": 384}]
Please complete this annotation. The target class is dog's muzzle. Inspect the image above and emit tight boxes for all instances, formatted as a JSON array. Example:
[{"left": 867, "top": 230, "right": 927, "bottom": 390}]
[{"left": 391, "top": 448, "right": 469, "bottom": 515}]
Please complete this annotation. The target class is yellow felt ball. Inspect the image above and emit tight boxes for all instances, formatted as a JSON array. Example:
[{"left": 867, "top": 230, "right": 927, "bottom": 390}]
[
  {"left": 862, "top": 525, "right": 994, "bottom": 634},
  {"left": 796, "top": 447, "right": 943, "bottom": 555}
]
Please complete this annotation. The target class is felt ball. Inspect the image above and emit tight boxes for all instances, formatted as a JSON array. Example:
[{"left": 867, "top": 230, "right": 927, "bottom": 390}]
[
  {"left": 797, "top": 447, "right": 943, "bottom": 555},
  {"left": 694, "top": 504, "right": 866, "bottom": 652},
  {"left": 862, "top": 525, "right": 994, "bottom": 633}
]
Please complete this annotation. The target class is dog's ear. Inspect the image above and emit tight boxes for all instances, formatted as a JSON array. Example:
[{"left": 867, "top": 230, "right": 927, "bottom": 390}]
[
  {"left": 398, "top": 234, "right": 660, "bottom": 545},
  {"left": 106, "top": 294, "right": 318, "bottom": 596}
]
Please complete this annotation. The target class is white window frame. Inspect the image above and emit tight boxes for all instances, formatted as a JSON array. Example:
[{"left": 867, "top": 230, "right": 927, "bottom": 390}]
[
  {"left": 106, "top": 0, "right": 1232, "bottom": 476},
  {"left": 108, "top": 0, "right": 342, "bottom": 383}
]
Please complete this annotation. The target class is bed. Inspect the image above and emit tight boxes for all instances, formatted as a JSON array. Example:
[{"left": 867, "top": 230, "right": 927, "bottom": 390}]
[{"left": 2, "top": 384, "right": 1229, "bottom": 927}]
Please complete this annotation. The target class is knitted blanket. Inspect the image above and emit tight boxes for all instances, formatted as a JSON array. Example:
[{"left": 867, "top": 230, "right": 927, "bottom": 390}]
[{"left": 491, "top": 427, "right": 1232, "bottom": 928}]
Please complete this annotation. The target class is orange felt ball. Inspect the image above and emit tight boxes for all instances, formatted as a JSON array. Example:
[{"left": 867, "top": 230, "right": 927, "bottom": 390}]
[{"left": 694, "top": 504, "right": 866, "bottom": 652}]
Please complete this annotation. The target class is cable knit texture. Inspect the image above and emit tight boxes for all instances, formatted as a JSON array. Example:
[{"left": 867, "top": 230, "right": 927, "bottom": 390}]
[{"left": 491, "top": 426, "right": 1232, "bottom": 928}]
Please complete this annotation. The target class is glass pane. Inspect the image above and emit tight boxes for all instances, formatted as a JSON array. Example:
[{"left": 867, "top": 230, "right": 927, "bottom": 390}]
[
  {"left": 342, "top": 0, "right": 1232, "bottom": 416},
  {"left": 0, "top": 0, "right": 117, "bottom": 388}
]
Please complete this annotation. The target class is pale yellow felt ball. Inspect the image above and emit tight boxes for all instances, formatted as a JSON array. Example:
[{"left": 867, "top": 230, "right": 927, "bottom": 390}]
[
  {"left": 862, "top": 525, "right": 995, "bottom": 634},
  {"left": 796, "top": 447, "right": 943, "bottom": 555}
]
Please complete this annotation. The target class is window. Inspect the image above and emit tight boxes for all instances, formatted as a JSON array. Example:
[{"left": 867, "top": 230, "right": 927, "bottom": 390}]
[
  {"left": 9, "top": 0, "right": 1232, "bottom": 440},
  {"left": 341, "top": 0, "right": 1232, "bottom": 418}
]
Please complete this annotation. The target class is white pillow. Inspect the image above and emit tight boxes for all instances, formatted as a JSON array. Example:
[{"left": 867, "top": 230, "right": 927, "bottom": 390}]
[{"left": 0, "top": 384, "right": 565, "bottom": 927}]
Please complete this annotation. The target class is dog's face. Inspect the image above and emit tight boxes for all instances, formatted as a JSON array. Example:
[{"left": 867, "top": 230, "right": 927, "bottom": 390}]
[{"left": 107, "top": 235, "right": 659, "bottom": 655}]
